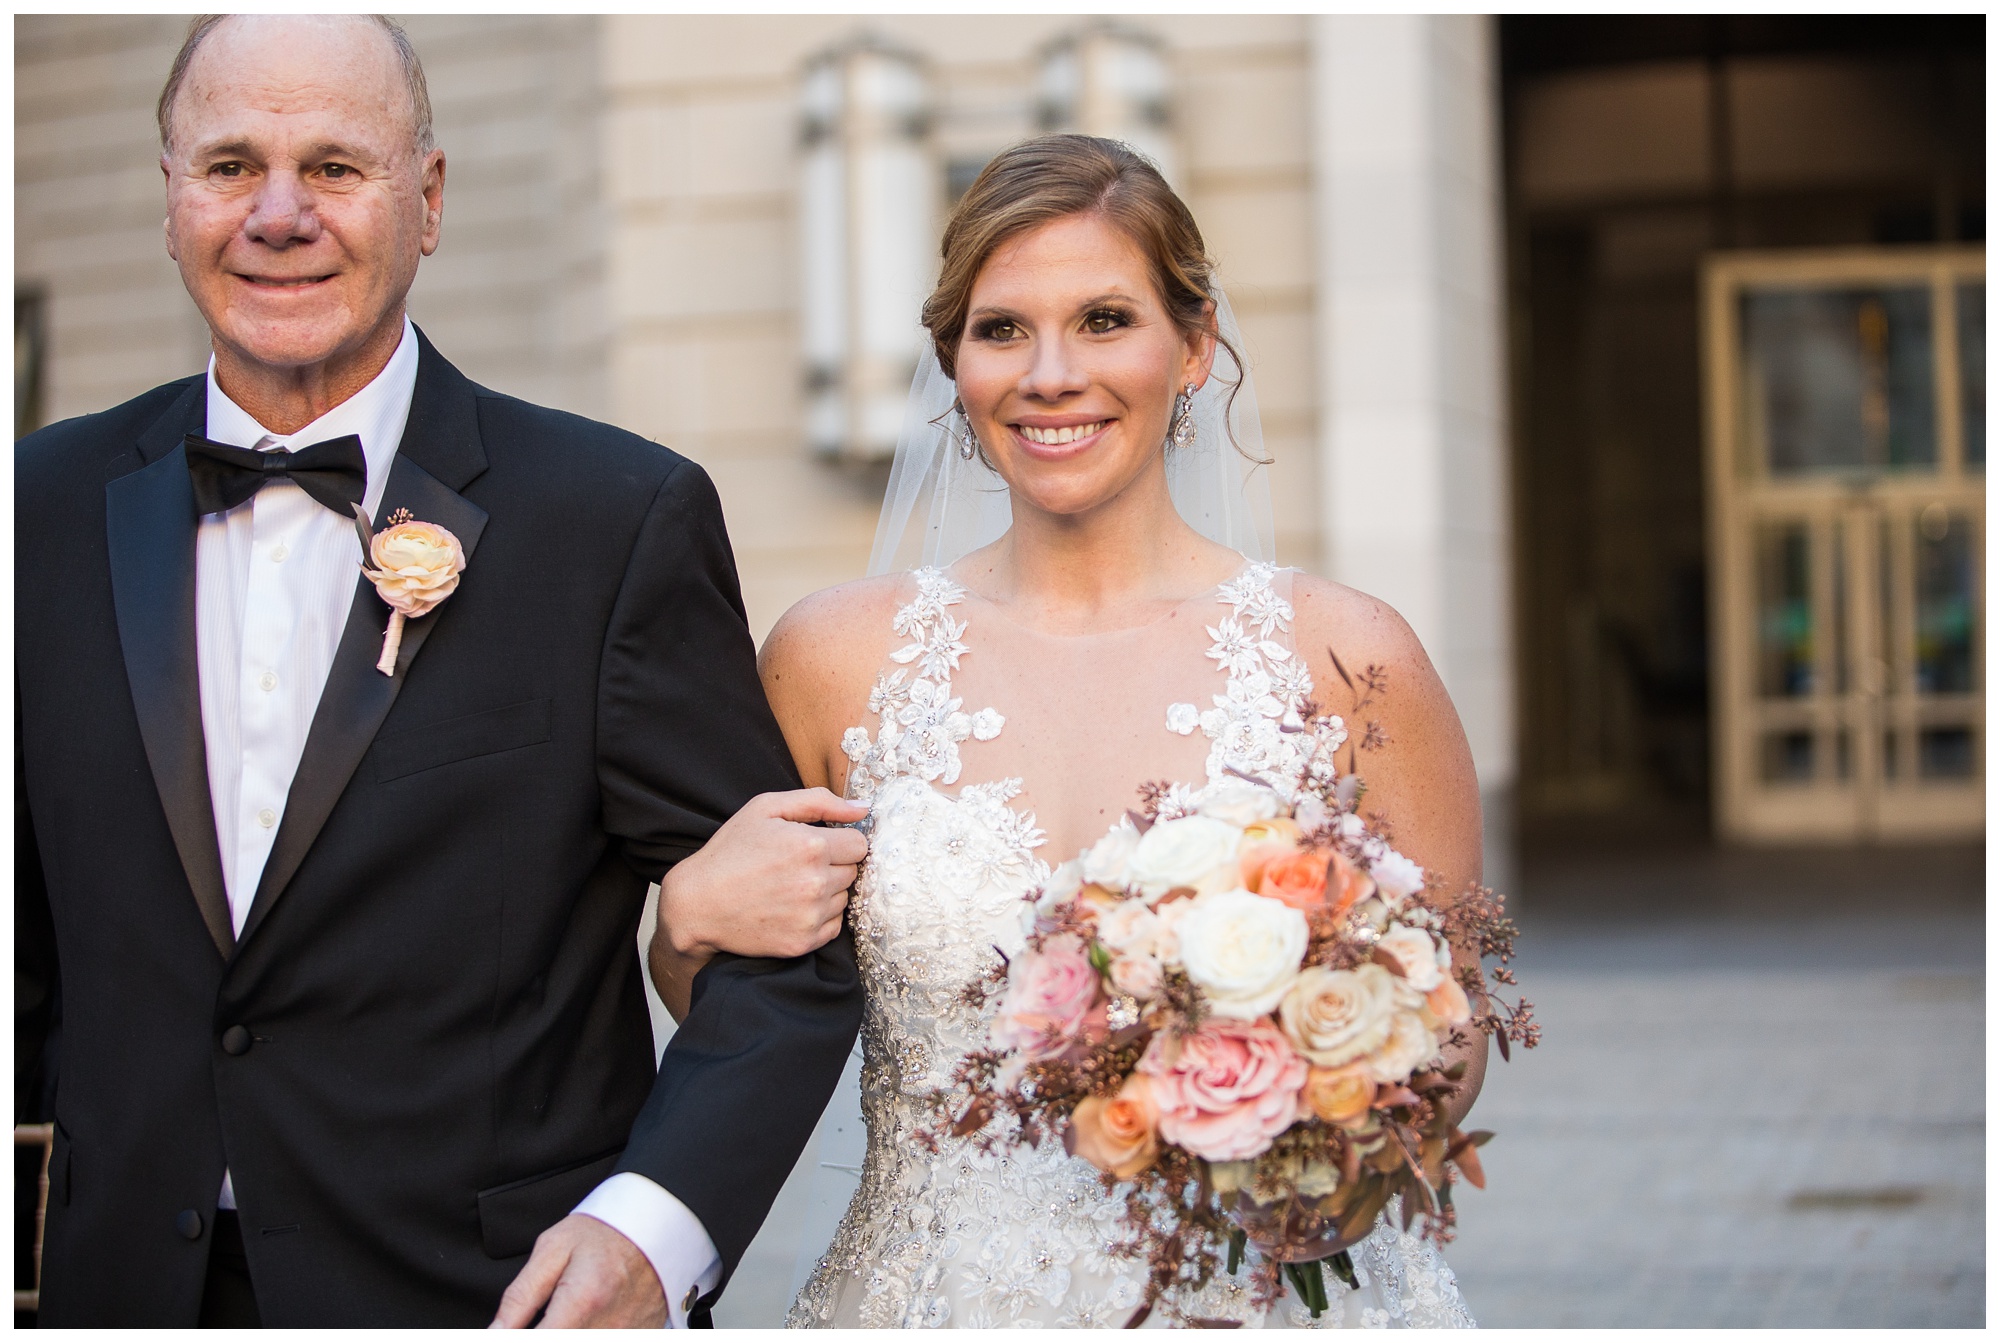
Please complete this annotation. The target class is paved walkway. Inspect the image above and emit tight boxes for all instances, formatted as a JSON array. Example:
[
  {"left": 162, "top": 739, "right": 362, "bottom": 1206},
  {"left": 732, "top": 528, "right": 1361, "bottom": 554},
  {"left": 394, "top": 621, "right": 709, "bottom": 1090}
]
[{"left": 1442, "top": 913, "right": 1984, "bottom": 1328}]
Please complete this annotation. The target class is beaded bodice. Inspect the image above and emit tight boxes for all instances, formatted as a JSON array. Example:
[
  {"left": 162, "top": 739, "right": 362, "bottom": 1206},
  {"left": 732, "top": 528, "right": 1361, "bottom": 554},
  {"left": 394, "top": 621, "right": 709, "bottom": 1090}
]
[{"left": 786, "top": 563, "right": 1474, "bottom": 1329}]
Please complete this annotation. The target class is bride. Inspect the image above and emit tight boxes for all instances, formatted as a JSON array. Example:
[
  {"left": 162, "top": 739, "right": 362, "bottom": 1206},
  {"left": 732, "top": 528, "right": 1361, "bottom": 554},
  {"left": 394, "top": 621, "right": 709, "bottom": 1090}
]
[{"left": 661, "top": 134, "right": 1485, "bottom": 1328}]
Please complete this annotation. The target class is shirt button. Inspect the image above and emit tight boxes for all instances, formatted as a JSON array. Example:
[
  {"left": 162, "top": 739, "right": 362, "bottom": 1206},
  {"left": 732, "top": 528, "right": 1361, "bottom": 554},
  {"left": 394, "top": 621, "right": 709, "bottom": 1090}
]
[
  {"left": 259, "top": 671, "right": 278, "bottom": 692},
  {"left": 271, "top": 544, "right": 289, "bottom": 563},
  {"left": 257, "top": 808, "right": 277, "bottom": 829}
]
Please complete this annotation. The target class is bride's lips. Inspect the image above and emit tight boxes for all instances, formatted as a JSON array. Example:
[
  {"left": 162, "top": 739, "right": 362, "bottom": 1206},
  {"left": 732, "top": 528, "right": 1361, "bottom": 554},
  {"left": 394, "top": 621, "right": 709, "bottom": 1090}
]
[{"left": 1009, "top": 417, "right": 1114, "bottom": 461}]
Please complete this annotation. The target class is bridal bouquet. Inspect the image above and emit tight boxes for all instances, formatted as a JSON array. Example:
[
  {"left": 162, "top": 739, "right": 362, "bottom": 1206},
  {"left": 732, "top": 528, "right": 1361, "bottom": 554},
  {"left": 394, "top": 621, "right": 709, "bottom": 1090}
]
[{"left": 922, "top": 667, "right": 1537, "bottom": 1325}]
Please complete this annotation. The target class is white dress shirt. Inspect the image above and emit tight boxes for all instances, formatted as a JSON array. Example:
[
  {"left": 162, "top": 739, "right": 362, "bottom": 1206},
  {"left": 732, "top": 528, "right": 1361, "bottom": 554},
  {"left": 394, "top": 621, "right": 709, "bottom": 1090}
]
[{"left": 194, "top": 318, "right": 718, "bottom": 1324}]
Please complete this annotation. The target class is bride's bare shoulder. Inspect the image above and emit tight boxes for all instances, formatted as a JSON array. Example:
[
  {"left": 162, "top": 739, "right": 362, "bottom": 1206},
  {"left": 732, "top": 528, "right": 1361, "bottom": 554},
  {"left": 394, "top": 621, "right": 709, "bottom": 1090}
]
[
  {"left": 1288, "top": 573, "right": 1428, "bottom": 672},
  {"left": 1287, "top": 572, "right": 1470, "bottom": 766},
  {"left": 758, "top": 574, "right": 906, "bottom": 712}
]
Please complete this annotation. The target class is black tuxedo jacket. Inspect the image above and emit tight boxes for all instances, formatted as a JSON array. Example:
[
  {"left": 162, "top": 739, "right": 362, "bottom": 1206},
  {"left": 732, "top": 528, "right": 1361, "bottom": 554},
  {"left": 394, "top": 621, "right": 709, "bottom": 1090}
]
[{"left": 14, "top": 330, "right": 863, "bottom": 1326}]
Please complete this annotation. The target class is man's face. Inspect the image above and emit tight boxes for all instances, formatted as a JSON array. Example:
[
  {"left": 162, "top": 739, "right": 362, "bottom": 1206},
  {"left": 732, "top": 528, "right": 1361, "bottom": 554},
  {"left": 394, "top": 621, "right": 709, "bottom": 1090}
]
[{"left": 162, "top": 16, "right": 443, "bottom": 376}]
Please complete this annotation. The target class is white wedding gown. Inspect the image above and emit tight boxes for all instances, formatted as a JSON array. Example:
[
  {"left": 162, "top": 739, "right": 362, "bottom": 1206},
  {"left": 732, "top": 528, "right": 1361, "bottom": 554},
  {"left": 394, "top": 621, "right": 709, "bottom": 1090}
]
[{"left": 786, "top": 562, "right": 1475, "bottom": 1329}]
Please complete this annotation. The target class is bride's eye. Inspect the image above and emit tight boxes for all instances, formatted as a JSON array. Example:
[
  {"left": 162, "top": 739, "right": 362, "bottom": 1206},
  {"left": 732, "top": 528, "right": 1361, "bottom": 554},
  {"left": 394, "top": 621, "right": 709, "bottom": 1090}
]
[
  {"left": 1082, "top": 307, "right": 1133, "bottom": 334},
  {"left": 971, "top": 317, "right": 1021, "bottom": 342}
]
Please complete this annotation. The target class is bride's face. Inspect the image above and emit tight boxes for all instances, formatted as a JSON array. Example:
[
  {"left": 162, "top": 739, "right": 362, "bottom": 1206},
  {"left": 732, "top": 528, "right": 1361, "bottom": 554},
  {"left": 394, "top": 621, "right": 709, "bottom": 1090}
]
[{"left": 954, "top": 211, "right": 1214, "bottom": 522}]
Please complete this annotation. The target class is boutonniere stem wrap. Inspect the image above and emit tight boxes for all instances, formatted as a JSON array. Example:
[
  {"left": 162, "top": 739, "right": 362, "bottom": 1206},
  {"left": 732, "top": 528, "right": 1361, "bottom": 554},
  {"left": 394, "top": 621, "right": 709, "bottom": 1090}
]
[{"left": 353, "top": 505, "right": 467, "bottom": 676}]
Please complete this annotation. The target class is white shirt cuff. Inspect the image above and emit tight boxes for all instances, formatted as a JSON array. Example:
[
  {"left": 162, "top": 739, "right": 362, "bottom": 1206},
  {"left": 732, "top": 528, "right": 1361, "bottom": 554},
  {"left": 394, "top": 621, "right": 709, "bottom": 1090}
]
[{"left": 573, "top": 1171, "right": 721, "bottom": 1328}]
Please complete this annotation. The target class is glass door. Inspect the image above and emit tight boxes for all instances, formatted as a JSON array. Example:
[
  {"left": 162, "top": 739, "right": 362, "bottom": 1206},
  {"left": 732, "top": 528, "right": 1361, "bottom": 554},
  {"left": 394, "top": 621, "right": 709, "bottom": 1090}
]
[{"left": 1704, "top": 248, "right": 1983, "bottom": 841}]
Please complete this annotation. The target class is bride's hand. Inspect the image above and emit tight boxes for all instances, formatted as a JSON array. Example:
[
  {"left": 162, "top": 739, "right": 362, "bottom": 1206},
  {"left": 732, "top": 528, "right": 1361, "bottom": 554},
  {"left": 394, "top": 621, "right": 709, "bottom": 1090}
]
[{"left": 651, "top": 788, "right": 868, "bottom": 1014}]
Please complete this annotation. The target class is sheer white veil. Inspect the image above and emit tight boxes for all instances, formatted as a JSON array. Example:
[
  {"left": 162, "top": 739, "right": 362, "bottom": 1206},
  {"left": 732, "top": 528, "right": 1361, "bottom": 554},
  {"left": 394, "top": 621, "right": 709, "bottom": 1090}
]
[{"left": 867, "top": 289, "right": 1275, "bottom": 575}]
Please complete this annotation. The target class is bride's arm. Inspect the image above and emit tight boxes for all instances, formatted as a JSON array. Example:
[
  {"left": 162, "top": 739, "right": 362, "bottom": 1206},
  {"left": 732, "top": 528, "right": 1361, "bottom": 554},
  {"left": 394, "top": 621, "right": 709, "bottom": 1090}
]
[
  {"left": 648, "top": 580, "right": 897, "bottom": 1020},
  {"left": 1293, "top": 577, "right": 1490, "bottom": 1128}
]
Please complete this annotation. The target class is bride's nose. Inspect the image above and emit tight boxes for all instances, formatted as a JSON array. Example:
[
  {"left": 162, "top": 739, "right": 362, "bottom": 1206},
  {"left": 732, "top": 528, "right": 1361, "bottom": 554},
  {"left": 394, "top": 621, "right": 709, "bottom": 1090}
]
[{"left": 1017, "top": 334, "right": 1091, "bottom": 402}]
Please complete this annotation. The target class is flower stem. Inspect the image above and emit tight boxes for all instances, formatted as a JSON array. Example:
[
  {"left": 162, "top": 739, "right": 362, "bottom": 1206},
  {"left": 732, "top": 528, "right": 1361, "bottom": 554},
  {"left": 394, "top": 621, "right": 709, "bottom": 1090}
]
[{"left": 376, "top": 610, "right": 406, "bottom": 676}]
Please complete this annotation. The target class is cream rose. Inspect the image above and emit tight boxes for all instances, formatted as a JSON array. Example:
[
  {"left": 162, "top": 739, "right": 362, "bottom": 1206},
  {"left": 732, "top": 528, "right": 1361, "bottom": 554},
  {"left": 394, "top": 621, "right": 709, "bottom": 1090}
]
[
  {"left": 1174, "top": 889, "right": 1307, "bottom": 1019},
  {"left": 1095, "top": 899, "right": 1164, "bottom": 956},
  {"left": 1364, "top": 1008, "right": 1440, "bottom": 1084},
  {"left": 1375, "top": 924, "right": 1447, "bottom": 992},
  {"left": 1110, "top": 952, "right": 1164, "bottom": 1001},
  {"left": 365, "top": 520, "right": 465, "bottom": 616},
  {"left": 1276, "top": 963, "right": 1399, "bottom": 1067},
  {"left": 1193, "top": 780, "right": 1282, "bottom": 827},
  {"left": 1082, "top": 821, "right": 1142, "bottom": 889},
  {"left": 1125, "top": 816, "right": 1244, "bottom": 900}
]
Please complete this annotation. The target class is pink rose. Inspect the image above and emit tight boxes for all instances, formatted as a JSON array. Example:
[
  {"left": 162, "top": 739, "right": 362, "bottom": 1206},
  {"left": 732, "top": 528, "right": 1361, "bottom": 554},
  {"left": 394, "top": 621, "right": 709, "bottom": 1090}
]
[
  {"left": 1141, "top": 1017, "right": 1306, "bottom": 1161},
  {"left": 991, "top": 935, "right": 1100, "bottom": 1058}
]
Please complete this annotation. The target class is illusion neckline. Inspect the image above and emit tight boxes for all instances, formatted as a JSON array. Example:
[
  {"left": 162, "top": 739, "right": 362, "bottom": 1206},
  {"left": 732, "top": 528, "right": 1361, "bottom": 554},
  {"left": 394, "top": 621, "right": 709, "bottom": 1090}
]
[{"left": 934, "top": 557, "right": 1256, "bottom": 644}]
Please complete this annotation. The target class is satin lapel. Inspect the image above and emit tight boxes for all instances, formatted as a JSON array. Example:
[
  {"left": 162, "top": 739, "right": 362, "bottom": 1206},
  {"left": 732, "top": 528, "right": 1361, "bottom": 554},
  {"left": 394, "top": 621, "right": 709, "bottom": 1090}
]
[
  {"left": 237, "top": 455, "right": 489, "bottom": 948},
  {"left": 106, "top": 385, "right": 234, "bottom": 957}
]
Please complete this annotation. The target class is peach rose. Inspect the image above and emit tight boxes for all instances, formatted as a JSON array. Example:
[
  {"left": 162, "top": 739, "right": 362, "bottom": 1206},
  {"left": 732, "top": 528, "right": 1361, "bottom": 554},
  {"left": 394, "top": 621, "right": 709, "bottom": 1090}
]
[
  {"left": 1254, "top": 849, "right": 1330, "bottom": 911},
  {"left": 1302, "top": 1064, "right": 1376, "bottom": 1129},
  {"left": 364, "top": 519, "right": 465, "bottom": 617},
  {"left": 1069, "top": 1075, "right": 1161, "bottom": 1179},
  {"left": 991, "top": 935, "right": 1099, "bottom": 1059},
  {"left": 1327, "top": 850, "right": 1376, "bottom": 917},
  {"left": 1141, "top": 1017, "right": 1306, "bottom": 1161},
  {"left": 1423, "top": 976, "right": 1473, "bottom": 1028}
]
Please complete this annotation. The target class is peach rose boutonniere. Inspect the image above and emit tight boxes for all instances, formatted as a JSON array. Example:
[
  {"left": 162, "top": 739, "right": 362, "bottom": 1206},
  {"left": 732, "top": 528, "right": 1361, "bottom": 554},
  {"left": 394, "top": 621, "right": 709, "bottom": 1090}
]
[{"left": 353, "top": 505, "right": 467, "bottom": 676}]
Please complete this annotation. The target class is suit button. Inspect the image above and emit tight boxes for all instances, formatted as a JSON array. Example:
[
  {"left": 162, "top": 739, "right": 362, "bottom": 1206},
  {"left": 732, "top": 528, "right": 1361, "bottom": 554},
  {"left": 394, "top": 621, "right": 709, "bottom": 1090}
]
[
  {"left": 221, "top": 1025, "right": 253, "bottom": 1056},
  {"left": 177, "top": 1209, "right": 204, "bottom": 1240}
]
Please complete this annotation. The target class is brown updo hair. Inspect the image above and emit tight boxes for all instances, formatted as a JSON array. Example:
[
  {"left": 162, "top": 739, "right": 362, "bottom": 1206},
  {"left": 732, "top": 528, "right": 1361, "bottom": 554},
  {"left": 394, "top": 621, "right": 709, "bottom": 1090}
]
[{"left": 921, "top": 134, "right": 1238, "bottom": 385}]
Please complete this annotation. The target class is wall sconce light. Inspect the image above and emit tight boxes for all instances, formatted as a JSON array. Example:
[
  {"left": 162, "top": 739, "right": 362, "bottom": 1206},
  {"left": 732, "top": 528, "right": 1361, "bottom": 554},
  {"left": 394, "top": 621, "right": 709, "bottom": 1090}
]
[
  {"left": 1036, "top": 22, "right": 1178, "bottom": 188},
  {"left": 799, "top": 35, "right": 938, "bottom": 462}
]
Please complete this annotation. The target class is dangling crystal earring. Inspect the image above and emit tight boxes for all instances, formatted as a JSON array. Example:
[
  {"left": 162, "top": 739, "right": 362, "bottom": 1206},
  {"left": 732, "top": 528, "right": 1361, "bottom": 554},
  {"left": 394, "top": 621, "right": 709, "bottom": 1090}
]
[
  {"left": 950, "top": 398, "right": 978, "bottom": 460},
  {"left": 1170, "top": 383, "right": 1198, "bottom": 449}
]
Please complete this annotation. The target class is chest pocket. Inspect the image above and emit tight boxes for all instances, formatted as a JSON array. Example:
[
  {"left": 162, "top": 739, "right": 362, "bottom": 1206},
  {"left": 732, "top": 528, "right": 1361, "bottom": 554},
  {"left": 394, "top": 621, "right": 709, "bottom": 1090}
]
[{"left": 371, "top": 697, "right": 552, "bottom": 783}]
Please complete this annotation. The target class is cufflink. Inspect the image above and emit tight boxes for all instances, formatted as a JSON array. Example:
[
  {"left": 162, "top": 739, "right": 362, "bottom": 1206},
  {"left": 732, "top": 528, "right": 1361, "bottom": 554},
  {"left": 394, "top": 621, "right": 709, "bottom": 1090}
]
[{"left": 682, "top": 1285, "right": 701, "bottom": 1316}]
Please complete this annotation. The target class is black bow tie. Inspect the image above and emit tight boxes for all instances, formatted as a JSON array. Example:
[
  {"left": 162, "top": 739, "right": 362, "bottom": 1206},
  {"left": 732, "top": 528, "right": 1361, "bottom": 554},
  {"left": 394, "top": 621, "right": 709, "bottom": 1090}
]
[{"left": 184, "top": 433, "right": 368, "bottom": 519}]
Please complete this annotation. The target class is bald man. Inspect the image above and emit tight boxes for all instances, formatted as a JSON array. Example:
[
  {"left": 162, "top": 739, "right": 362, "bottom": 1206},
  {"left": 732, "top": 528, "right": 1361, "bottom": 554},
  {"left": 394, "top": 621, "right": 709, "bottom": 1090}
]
[{"left": 15, "top": 14, "right": 863, "bottom": 1327}]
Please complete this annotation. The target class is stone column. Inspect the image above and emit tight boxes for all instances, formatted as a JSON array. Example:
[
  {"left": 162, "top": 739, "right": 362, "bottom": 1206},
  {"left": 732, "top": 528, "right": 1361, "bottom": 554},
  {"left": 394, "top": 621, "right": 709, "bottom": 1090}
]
[{"left": 1308, "top": 15, "right": 1516, "bottom": 890}]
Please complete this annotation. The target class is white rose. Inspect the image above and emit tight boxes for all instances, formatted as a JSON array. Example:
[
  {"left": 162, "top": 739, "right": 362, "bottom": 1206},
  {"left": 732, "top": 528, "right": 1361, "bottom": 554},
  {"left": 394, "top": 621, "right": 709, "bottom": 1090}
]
[
  {"left": 1370, "top": 850, "right": 1426, "bottom": 902},
  {"left": 1166, "top": 702, "right": 1201, "bottom": 736},
  {"left": 1193, "top": 780, "right": 1282, "bottom": 828},
  {"left": 1364, "top": 1008, "right": 1440, "bottom": 1084},
  {"left": 1125, "top": 816, "right": 1244, "bottom": 900},
  {"left": 1095, "top": 899, "right": 1163, "bottom": 956},
  {"left": 1174, "top": 889, "right": 1308, "bottom": 1019},
  {"left": 1276, "top": 963, "right": 1399, "bottom": 1067},
  {"left": 1082, "top": 820, "right": 1142, "bottom": 889},
  {"left": 1375, "top": 924, "right": 1445, "bottom": 992}
]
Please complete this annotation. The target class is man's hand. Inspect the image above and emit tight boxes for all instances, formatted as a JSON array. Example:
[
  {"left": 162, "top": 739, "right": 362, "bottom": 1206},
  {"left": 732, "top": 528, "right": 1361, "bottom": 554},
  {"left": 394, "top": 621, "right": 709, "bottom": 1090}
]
[
  {"left": 659, "top": 787, "right": 868, "bottom": 962},
  {"left": 490, "top": 1214, "right": 667, "bottom": 1329}
]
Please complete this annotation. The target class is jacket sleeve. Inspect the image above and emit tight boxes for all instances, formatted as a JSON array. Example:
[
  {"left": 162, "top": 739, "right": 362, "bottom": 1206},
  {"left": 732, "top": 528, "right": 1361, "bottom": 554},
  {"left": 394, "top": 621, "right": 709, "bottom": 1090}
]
[{"left": 594, "top": 457, "right": 865, "bottom": 1289}]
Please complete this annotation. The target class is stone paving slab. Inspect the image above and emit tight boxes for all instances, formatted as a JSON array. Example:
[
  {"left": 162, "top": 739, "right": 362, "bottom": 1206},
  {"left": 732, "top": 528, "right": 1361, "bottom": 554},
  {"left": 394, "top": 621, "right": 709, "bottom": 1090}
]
[{"left": 1441, "top": 917, "right": 1984, "bottom": 1328}]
